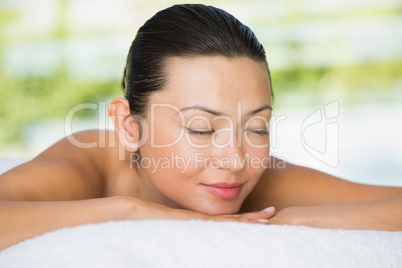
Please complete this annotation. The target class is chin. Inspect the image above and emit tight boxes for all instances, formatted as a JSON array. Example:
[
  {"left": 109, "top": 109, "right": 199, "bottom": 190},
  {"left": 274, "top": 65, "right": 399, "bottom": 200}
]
[{"left": 191, "top": 201, "right": 243, "bottom": 216}]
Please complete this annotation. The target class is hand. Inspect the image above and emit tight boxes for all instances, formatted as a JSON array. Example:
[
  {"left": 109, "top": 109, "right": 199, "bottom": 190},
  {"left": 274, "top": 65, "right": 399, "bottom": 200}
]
[
  {"left": 127, "top": 195, "right": 402, "bottom": 231},
  {"left": 267, "top": 204, "right": 362, "bottom": 229},
  {"left": 170, "top": 207, "right": 276, "bottom": 225},
  {"left": 267, "top": 206, "right": 317, "bottom": 227},
  {"left": 124, "top": 197, "right": 276, "bottom": 225}
]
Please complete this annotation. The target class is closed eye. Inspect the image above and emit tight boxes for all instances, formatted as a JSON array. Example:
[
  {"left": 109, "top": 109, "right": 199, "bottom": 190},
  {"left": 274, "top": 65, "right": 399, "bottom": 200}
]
[
  {"left": 245, "top": 129, "right": 269, "bottom": 135},
  {"left": 185, "top": 128, "right": 215, "bottom": 136}
]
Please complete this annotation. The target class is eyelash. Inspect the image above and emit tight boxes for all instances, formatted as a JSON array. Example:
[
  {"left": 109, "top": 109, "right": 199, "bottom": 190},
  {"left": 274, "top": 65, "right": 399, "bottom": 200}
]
[
  {"left": 185, "top": 128, "right": 215, "bottom": 136},
  {"left": 185, "top": 128, "right": 269, "bottom": 136},
  {"left": 246, "top": 129, "right": 270, "bottom": 135}
]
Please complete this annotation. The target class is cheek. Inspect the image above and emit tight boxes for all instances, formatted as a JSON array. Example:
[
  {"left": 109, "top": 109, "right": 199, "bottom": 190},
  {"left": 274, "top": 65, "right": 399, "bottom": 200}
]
[
  {"left": 151, "top": 117, "right": 183, "bottom": 147},
  {"left": 139, "top": 143, "right": 207, "bottom": 209},
  {"left": 243, "top": 133, "right": 270, "bottom": 149},
  {"left": 140, "top": 138, "right": 206, "bottom": 187},
  {"left": 244, "top": 142, "right": 271, "bottom": 177},
  {"left": 141, "top": 113, "right": 206, "bottom": 179}
]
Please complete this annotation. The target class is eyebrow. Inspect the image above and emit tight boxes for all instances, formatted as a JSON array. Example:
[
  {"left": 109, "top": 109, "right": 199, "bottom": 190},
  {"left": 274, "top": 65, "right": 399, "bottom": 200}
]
[
  {"left": 247, "top": 104, "right": 273, "bottom": 116},
  {"left": 179, "top": 104, "right": 272, "bottom": 116}
]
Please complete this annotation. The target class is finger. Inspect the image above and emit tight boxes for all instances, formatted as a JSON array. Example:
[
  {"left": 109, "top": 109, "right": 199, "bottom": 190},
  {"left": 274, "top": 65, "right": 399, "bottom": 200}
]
[
  {"left": 238, "top": 207, "right": 275, "bottom": 220},
  {"left": 218, "top": 217, "right": 268, "bottom": 225},
  {"left": 212, "top": 216, "right": 269, "bottom": 225}
]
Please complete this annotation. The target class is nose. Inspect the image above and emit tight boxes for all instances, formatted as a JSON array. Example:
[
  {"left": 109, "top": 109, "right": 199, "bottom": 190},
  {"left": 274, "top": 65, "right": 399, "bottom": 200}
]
[{"left": 209, "top": 133, "right": 246, "bottom": 172}]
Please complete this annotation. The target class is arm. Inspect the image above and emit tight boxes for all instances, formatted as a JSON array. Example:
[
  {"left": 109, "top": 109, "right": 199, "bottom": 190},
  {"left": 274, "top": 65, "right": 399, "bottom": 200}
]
[
  {"left": 0, "top": 197, "right": 127, "bottom": 251},
  {"left": 0, "top": 130, "right": 274, "bottom": 250},
  {"left": 242, "top": 157, "right": 402, "bottom": 230},
  {"left": 0, "top": 130, "right": 114, "bottom": 250},
  {"left": 268, "top": 194, "right": 402, "bottom": 230},
  {"left": 0, "top": 196, "right": 275, "bottom": 251}
]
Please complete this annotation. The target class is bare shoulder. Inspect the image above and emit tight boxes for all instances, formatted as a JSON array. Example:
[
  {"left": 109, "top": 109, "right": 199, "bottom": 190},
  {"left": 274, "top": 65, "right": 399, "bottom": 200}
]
[
  {"left": 0, "top": 130, "right": 122, "bottom": 201},
  {"left": 241, "top": 156, "right": 402, "bottom": 211}
]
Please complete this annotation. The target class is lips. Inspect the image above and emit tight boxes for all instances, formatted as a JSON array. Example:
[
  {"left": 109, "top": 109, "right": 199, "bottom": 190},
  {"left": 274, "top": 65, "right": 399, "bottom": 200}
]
[{"left": 202, "top": 182, "right": 244, "bottom": 199}]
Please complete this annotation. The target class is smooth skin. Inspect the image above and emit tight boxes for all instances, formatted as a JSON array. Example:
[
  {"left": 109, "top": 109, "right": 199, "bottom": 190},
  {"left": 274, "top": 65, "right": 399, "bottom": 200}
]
[{"left": 0, "top": 56, "right": 401, "bottom": 251}]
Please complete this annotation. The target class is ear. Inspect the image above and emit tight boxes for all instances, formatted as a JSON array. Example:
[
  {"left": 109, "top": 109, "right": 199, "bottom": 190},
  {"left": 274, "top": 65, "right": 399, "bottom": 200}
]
[{"left": 108, "top": 97, "right": 141, "bottom": 152}]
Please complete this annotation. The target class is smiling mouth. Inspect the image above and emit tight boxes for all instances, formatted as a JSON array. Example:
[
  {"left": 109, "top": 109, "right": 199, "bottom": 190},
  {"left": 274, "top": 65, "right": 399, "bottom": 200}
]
[{"left": 201, "top": 182, "right": 244, "bottom": 199}]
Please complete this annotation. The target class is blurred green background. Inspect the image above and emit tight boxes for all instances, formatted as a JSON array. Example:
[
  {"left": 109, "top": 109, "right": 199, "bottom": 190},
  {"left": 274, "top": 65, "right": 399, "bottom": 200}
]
[{"left": 1, "top": 0, "right": 402, "bottom": 184}]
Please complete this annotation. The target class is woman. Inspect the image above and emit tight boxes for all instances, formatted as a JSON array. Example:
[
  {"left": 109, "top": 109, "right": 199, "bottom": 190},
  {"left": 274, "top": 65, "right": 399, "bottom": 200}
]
[{"left": 0, "top": 4, "right": 401, "bottom": 250}]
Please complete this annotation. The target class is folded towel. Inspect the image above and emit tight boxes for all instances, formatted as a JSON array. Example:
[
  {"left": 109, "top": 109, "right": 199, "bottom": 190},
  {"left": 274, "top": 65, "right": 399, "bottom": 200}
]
[{"left": 0, "top": 220, "right": 401, "bottom": 268}]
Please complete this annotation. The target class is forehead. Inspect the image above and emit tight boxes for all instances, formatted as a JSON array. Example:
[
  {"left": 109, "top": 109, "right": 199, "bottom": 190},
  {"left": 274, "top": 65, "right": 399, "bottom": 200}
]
[{"left": 151, "top": 56, "right": 271, "bottom": 112}]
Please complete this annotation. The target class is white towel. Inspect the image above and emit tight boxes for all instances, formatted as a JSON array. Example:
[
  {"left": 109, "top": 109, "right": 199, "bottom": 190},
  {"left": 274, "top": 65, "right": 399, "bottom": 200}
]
[{"left": 0, "top": 220, "right": 401, "bottom": 268}]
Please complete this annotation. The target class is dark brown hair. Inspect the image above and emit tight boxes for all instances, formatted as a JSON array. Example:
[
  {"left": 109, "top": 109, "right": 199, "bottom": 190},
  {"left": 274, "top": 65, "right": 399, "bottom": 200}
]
[{"left": 123, "top": 4, "right": 272, "bottom": 116}]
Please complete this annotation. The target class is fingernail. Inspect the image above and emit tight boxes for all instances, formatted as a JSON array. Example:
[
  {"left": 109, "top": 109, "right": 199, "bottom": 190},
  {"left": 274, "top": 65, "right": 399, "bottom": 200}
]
[
  {"left": 256, "top": 219, "right": 269, "bottom": 223},
  {"left": 262, "top": 207, "right": 275, "bottom": 212}
]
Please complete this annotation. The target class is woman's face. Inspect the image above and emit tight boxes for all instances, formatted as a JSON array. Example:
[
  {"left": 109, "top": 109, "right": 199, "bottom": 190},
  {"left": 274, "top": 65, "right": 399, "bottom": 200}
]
[{"left": 138, "top": 56, "right": 272, "bottom": 215}]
